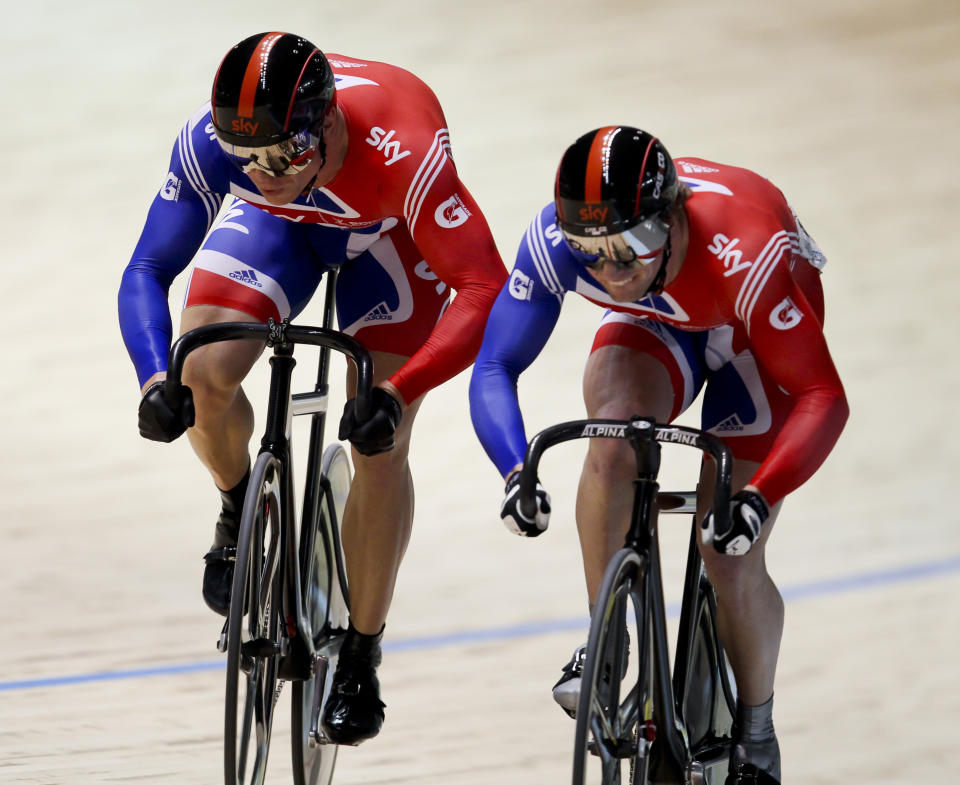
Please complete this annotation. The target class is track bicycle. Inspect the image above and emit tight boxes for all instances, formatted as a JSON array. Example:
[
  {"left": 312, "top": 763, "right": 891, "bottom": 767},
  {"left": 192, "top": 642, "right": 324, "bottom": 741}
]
[
  {"left": 515, "top": 417, "right": 738, "bottom": 785},
  {"left": 164, "top": 270, "right": 371, "bottom": 785}
]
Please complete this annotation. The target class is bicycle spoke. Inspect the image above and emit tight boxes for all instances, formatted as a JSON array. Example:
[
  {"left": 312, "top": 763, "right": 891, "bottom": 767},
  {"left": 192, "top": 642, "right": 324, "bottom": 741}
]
[
  {"left": 601, "top": 752, "right": 622, "bottom": 785},
  {"left": 291, "top": 444, "right": 351, "bottom": 785},
  {"left": 618, "top": 682, "right": 639, "bottom": 730},
  {"left": 237, "top": 669, "right": 255, "bottom": 777},
  {"left": 590, "top": 698, "right": 616, "bottom": 748},
  {"left": 258, "top": 538, "right": 279, "bottom": 621}
]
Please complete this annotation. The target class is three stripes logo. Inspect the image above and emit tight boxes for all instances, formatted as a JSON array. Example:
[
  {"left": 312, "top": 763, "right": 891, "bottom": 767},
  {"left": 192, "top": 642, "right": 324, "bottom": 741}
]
[
  {"left": 363, "top": 303, "right": 393, "bottom": 323},
  {"left": 714, "top": 414, "right": 745, "bottom": 432},
  {"left": 229, "top": 269, "right": 263, "bottom": 288}
]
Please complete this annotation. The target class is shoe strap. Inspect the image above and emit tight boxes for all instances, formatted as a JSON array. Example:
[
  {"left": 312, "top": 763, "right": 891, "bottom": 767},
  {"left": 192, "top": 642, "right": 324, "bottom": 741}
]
[{"left": 204, "top": 545, "right": 237, "bottom": 563}]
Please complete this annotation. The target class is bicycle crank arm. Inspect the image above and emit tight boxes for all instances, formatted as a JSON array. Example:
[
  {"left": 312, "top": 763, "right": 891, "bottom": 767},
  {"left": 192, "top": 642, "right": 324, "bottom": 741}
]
[
  {"left": 241, "top": 637, "right": 288, "bottom": 659},
  {"left": 308, "top": 654, "right": 331, "bottom": 748},
  {"left": 685, "top": 746, "right": 731, "bottom": 785}
]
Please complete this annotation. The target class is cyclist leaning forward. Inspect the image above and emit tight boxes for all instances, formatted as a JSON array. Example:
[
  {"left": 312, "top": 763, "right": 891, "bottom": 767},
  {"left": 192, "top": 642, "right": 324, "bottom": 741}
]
[
  {"left": 118, "top": 32, "right": 507, "bottom": 745},
  {"left": 468, "top": 126, "right": 848, "bottom": 784}
]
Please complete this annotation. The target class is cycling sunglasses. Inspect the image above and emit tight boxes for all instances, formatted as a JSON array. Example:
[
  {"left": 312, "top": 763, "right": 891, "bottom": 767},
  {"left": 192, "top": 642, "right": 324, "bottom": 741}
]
[
  {"left": 216, "top": 128, "right": 320, "bottom": 177},
  {"left": 562, "top": 215, "right": 670, "bottom": 270}
]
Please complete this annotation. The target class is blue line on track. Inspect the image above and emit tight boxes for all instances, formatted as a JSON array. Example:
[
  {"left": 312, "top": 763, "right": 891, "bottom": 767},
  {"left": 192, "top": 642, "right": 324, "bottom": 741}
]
[{"left": 3, "top": 554, "right": 957, "bottom": 693}]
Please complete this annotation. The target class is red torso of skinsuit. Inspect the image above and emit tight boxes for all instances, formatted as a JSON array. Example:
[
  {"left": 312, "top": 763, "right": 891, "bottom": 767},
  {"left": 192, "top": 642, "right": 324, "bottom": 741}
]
[
  {"left": 577, "top": 157, "right": 845, "bottom": 504},
  {"left": 235, "top": 54, "right": 507, "bottom": 402}
]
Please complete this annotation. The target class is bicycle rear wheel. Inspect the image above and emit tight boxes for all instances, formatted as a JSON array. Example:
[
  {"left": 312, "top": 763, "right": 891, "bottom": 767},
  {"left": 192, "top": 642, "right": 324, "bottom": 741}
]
[
  {"left": 573, "top": 548, "right": 654, "bottom": 785},
  {"left": 291, "top": 443, "right": 352, "bottom": 785},
  {"left": 224, "top": 451, "right": 285, "bottom": 785}
]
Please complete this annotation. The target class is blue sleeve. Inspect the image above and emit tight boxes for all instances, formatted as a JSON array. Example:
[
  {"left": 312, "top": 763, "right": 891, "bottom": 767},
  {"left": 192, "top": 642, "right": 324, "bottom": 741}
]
[
  {"left": 469, "top": 204, "right": 576, "bottom": 478},
  {"left": 118, "top": 108, "right": 229, "bottom": 388}
]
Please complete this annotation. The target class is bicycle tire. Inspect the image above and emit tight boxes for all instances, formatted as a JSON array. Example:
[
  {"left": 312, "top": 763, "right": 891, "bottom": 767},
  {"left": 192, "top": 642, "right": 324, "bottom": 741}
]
[
  {"left": 224, "top": 451, "right": 285, "bottom": 785},
  {"left": 291, "top": 443, "right": 352, "bottom": 785},
  {"left": 573, "top": 548, "right": 654, "bottom": 785}
]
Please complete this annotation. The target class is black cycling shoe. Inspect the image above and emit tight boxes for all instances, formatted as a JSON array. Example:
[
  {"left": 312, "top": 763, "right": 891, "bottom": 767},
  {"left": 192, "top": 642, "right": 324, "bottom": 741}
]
[
  {"left": 552, "top": 634, "right": 630, "bottom": 719},
  {"left": 321, "top": 625, "right": 386, "bottom": 745},
  {"left": 202, "top": 516, "right": 239, "bottom": 616},
  {"left": 728, "top": 698, "right": 781, "bottom": 784},
  {"left": 202, "top": 471, "right": 248, "bottom": 617},
  {"left": 552, "top": 643, "right": 586, "bottom": 718},
  {"left": 725, "top": 762, "right": 780, "bottom": 785}
]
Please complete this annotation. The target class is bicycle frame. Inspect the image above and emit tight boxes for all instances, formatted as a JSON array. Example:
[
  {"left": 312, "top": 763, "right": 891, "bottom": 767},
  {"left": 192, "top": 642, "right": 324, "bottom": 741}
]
[
  {"left": 672, "top": 524, "right": 738, "bottom": 757},
  {"left": 516, "top": 417, "right": 734, "bottom": 782},
  {"left": 164, "top": 270, "right": 373, "bottom": 661}
]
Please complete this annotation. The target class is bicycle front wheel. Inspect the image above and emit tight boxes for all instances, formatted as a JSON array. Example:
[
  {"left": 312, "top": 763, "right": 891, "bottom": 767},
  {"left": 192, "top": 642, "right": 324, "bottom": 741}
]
[
  {"left": 573, "top": 548, "right": 654, "bottom": 785},
  {"left": 291, "top": 443, "right": 352, "bottom": 785},
  {"left": 224, "top": 451, "right": 285, "bottom": 785}
]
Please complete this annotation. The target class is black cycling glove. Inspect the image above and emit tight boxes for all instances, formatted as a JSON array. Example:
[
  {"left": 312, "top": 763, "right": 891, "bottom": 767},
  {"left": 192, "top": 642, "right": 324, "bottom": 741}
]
[
  {"left": 701, "top": 489, "right": 769, "bottom": 555},
  {"left": 338, "top": 387, "right": 402, "bottom": 456},
  {"left": 138, "top": 381, "right": 195, "bottom": 442},
  {"left": 500, "top": 472, "right": 552, "bottom": 537}
]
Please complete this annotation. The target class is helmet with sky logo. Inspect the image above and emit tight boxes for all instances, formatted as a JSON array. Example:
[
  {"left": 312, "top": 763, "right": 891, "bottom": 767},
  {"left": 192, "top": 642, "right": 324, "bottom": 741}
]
[
  {"left": 554, "top": 126, "right": 679, "bottom": 262},
  {"left": 211, "top": 32, "right": 336, "bottom": 176}
]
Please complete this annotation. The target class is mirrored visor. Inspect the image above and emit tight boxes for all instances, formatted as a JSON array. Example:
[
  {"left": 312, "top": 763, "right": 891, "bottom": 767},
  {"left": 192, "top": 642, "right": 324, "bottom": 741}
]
[
  {"left": 562, "top": 215, "right": 669, "bottom": 268},
  {"left": 216, "top": 128, "right": 319, "bottom": 177}
]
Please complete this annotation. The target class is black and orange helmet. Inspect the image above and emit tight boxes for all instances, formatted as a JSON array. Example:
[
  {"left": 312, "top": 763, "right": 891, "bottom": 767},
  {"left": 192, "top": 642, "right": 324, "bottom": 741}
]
[
  {"left": 211, "top": 32, "right": 336, "bottom": 175},
  {"left": 555, "top": 126, "right": 678, "bottom": 263}
]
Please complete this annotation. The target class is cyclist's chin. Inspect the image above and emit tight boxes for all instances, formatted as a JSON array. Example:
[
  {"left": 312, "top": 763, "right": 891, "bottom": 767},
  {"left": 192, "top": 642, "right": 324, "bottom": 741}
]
[
  {"left": 257, "top": 186, "right": 299, "bottom": 205},
  {"left": 248, "top": 172, "right": 304, "bottom": 205},
  {"left": 591, "top": 266, "right": 657, "bottom": 303},
  {"left": 602, "top": 278, "right": 652, "bottom": 303}
]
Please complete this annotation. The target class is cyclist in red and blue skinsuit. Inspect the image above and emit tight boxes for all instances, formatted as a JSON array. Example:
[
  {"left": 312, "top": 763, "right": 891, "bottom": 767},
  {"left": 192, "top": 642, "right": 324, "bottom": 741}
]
[
  {"left": 118, "top": 33, "right": 506, "bottom": 745},
  {"left": 469, "top": 126, "right": 848, "bottom": 785}
]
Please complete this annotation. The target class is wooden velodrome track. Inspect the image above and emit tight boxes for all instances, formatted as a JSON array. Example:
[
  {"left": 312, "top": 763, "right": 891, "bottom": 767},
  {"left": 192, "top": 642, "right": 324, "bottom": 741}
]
[{"left": 3, "top": 1, "right": 958, "bottom": 782}]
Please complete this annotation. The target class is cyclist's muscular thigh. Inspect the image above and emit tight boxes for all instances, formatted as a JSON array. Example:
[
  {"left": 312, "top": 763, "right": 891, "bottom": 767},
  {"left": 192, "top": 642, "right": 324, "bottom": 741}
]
[
  {"left": 179, "top": 305, "right": 265, "bottom": 488},
  {"left": 577, "top": 347, "right": 677, "bottom": 600},
  {"left": 179, "top": 305, "right": 266, "bottom": 413},
  {"left": 583, "top": 345, "right": 675, "bottom": 421},
  {"left": 580, "top": 346, "right": 676, "bottom": 493},
  {"left": 584, "top": 312, "right": 701, "bottom": 424}
]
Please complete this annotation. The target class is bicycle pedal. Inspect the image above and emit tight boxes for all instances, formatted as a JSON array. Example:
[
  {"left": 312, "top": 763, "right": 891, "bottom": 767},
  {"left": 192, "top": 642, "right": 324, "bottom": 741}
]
[
  {"left": 241, "top": 637, "right": 283, "bottom": 659},
  {"left": 587, "top": 737, "right": 638, "bottom": 759},
  {"left": 216, "top": 620, "right": 228, "bottom": 653}
]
